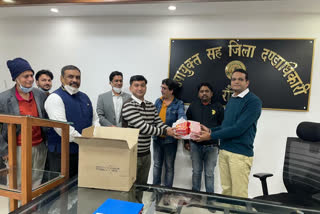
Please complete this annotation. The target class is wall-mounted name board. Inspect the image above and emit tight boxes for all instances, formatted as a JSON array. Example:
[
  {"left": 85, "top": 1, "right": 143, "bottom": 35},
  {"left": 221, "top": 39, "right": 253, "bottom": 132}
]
[{"left": 169, "top": 39, "right": 314, "bottom": 111}]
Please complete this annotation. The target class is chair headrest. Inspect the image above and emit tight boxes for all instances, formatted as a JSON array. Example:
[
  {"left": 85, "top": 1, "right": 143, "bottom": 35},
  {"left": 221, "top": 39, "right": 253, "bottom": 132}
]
[{"left": 296, "top": 122, "right": 320, "bottom": 142}]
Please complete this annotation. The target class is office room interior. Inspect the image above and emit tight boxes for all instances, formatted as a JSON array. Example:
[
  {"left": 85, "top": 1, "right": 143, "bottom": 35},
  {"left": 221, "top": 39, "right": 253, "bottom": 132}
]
[{"left": 0, "top": 0, "right": 320, "bottom": 212}]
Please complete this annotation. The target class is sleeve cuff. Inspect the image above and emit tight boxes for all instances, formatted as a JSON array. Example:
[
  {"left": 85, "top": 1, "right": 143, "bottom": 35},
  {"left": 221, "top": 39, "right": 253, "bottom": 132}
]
[{"left": 163, "top": 128, "right": 167, "bottom": 136}]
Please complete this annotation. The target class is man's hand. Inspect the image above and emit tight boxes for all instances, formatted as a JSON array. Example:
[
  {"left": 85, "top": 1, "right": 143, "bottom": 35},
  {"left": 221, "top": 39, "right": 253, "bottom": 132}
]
[
  {"left": 167, "top": 128, "right": 182, "bottom": 139},
  {"left": 201, "top": 124, "right": 210, "bottom": 133},
  {"left": 184, "top": 142, "right": 191, "bottom": 151},
  {"left": 166, "top": 128, "right": 175, "bottom": 137},
  {"left": 194, "top": 130, "right": 212, "bottom": 142}
]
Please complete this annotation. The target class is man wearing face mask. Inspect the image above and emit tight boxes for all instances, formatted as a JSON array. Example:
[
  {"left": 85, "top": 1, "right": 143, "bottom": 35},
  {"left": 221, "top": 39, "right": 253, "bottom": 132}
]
[
  {"left": 96, "top": 71, "right": 130, "bottom": 127},
  {"left": 0, "top": 57, "right": 48, "bottom": 187},
  {"left": 35, "top": 70, "right": 54, "bottom": 95},
  {"left": 44, "top": 65, "right": 100, "bottom": 178}
]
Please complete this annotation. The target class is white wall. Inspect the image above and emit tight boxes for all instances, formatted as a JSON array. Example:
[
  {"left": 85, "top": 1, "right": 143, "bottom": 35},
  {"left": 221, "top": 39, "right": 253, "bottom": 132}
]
[{"left": 0, "top": 12, "right": 320, "bottom": 198}]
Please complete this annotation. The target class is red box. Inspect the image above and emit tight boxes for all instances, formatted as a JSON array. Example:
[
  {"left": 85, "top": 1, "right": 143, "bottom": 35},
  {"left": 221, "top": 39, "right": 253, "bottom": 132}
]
[{"left": 175, "top": 121, "right": 190, "bottom": 136}]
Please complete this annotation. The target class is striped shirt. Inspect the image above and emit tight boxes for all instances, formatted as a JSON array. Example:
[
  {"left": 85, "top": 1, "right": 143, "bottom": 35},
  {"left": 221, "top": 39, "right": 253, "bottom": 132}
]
[{"left": 122, "top": 97, "right": 168, "bottom": 156}]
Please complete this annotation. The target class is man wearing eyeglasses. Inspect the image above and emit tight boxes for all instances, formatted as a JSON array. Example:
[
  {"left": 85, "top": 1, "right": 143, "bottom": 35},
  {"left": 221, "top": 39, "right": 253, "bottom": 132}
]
[
  {"left": 195, "top": 69, "right": 262, "bottom": 198},
  {"left": 152, "top": 79, "right": 186, "bottom": 191}
]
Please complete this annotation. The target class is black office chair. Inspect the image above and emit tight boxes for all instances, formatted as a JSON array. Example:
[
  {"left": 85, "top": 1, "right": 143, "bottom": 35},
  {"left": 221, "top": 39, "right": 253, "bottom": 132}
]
[{"left": 253, "top": 122, "right": 320, "bottom": 210}]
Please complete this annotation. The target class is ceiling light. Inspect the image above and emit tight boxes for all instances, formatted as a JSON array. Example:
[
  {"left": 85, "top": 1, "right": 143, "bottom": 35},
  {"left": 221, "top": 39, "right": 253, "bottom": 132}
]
[
  {"left": 168, "top": 5, "right": 176, "bottom": 11},
  {"left": 3, "top": 0, "right": 15, "bottom": 3},
  {"left": 50, "top": 8, "right": 59, "bottom": 13}
]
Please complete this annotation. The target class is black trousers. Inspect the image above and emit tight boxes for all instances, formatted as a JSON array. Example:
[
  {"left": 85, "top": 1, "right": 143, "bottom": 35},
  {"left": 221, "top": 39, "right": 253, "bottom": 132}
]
[
  {"left": 42, "top": 151, "right": 79, "bottom": 182},
  {"left": 0, "top": 158, "right": 6, "bottom": 185}
]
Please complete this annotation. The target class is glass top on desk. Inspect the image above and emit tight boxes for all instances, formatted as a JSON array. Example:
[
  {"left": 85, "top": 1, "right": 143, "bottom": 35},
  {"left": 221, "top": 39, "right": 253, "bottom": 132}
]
[
  {"left": 10, "top": 177, "right": 320, "bottom": 214},
  {"left": 0, "top": 167, "right": 63, "bottom": 192}
]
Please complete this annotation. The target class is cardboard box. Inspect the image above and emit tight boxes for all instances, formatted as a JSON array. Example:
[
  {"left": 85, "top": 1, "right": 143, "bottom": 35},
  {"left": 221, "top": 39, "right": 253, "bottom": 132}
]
[{"left": 75, "top": 126, "right": 139, "bottom": 191}]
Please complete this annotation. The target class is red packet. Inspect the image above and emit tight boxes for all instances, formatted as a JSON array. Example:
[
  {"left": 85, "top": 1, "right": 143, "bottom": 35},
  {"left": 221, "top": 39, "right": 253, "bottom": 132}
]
[{"left": 176, "top": 121, "right": 190, "bottom": 135}]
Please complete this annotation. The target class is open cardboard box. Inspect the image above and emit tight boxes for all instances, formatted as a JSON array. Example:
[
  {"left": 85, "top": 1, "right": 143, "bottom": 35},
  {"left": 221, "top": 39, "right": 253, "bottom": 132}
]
[{"left": 75, "top": 126, "right": 139, "bottom": 191}]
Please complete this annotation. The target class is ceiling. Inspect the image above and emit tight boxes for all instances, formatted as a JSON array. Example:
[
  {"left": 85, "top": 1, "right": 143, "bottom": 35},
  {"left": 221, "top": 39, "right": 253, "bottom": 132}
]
[{"left": 0, "top": 0, "right": 320, "bottom": 18}]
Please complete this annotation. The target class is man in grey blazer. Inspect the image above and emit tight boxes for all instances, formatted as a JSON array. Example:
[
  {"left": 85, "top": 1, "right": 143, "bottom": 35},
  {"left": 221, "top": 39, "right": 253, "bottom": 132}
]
[
  {"left": 97, "top": 71, "right": 130, "bottom": 127},
  {"left": 0, "top": 57, "right": 47, "bottom": 187}
]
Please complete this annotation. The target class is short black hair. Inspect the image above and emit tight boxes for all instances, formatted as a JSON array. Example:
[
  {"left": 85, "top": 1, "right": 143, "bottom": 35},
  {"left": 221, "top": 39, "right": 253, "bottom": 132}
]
[
  {"left": 232, "top": 69, "right": 249, "bottom": 81},
  {"left": 35, "top": 70, "right": 53, "bottom": 81},
  {"left": 109, "top": 71, "right": 123, "bottom": 82},
  {"left": 61, "top": 65, "right": 81, "bottom": 77},
  {"left": 197, "top": 82, "right": 214, "bottom": 93},
  {"left": 130, "top": 75, "right": 147, "bottom": 85},
  {"left": 162, "top": 78, "right": 179, "bottom": 96}
]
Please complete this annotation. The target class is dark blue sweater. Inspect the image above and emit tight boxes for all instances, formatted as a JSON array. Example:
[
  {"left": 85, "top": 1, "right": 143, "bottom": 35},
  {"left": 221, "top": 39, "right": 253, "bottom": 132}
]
[{"left": 210, "top": 91, "right": 262, "bottom": 157}]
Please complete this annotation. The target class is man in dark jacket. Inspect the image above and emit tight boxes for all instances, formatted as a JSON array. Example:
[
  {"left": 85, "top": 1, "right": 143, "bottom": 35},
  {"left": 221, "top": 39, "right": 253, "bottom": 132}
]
[{"left": 185, "top": 82, "right": 224, "bottom": 193}]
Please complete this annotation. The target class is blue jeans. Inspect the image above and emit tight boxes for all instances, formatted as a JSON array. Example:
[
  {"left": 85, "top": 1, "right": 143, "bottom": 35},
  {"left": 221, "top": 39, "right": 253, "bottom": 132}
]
[
  {"left": 152, "top": 138, "right": 178, "bottom": 187},
  {"left": 190, "top": 141, "right": 219, "bottom": 193}
]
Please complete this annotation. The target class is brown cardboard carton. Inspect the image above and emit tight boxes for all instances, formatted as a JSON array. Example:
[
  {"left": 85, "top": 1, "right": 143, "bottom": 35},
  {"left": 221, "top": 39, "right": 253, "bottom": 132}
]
[{"left": 75, "top": 126, "right": 139, "bottom": 191}]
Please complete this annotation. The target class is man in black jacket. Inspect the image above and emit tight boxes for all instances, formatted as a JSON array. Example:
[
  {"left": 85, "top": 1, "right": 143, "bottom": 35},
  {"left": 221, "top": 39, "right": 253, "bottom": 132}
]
[{"left": 185, "top": 82, "right": 224, "bottom": 193}]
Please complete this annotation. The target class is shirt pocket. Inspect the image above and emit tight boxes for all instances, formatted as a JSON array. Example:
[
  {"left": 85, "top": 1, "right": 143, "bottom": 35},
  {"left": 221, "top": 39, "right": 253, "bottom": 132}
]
[
  {"left": 167, "top": 106, "right": 179, "bottom": 119},
  {"left": 165, "top": 106, "right": 179, "bottom": 125}
]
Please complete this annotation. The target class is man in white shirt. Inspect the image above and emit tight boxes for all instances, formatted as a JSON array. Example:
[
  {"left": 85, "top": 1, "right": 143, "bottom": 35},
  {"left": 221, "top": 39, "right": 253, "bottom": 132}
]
[
  {"left": 44, "top": 65, "right": 100, "bottom": 178},
  {"left": 96, "top": 71, "right": 130, "bottom": 127}
]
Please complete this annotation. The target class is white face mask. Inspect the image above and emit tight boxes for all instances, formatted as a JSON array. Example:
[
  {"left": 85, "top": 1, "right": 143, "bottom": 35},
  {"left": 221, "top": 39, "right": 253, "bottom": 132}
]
[
  {"left": 64, "top": 85, "right": 79, "bottom": 95},
  {"left": 17, "top": 80, "right": 33, "bottom": 93},
  {"left": 112, "top": 87, "right": 122, "bottom": 94}
]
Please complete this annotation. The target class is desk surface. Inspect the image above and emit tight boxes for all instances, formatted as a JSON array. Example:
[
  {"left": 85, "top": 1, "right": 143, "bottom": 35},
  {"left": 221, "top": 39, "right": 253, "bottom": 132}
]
[{"left": 10, "top": 177, "right": 320, "bottom": 214}]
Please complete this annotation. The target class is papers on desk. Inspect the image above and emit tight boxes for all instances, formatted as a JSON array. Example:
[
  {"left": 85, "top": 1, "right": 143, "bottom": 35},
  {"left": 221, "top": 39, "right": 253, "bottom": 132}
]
[{"left": 93, "top": 199, "right": 144, "bottom": 214}]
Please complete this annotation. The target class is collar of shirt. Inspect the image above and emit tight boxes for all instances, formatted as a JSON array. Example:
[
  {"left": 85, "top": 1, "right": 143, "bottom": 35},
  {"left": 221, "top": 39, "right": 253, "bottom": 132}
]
[
  {"left": 160, "top": 96, "right": 175, "bottom": 106},
  {"left": 112, "top": 90, "right": 122, "bottom": 97},
  {"left": 232, "top": 88, "right": 250, "bottom": 98},
  {"left": 15, "top": 87, "right": 34, "bottom": 102},
  {"left": 131, "top": 94, "right": 144, "bottom": 105}
]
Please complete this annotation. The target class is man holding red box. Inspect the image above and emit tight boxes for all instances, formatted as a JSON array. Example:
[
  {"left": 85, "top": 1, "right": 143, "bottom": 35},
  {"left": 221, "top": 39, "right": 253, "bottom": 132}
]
[
  {"left": 184, "top": 82, "right": 224, "bottom": 194},
  {"left": 196, "top": 69, "right": 262, "bottom": 198}
]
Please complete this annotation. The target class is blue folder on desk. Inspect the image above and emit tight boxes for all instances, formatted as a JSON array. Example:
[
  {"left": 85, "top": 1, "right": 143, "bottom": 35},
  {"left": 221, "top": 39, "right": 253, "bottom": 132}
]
[{"left": 93, "top": 198, "right": 144, "bottom": 214}]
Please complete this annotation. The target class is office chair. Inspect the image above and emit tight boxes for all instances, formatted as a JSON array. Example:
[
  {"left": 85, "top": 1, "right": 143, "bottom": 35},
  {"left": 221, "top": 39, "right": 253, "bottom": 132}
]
[{"left": 253, "top": 122, "right": 320, "bottom": 210}]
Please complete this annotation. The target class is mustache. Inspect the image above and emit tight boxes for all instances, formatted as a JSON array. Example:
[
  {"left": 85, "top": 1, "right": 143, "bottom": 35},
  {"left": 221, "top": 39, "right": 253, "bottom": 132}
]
[
  {"left": 200, "top": 95, "right": 210, "bottom": 100},
  {"left": 70, "top": 82, "right": 80, "bottom": 87}
]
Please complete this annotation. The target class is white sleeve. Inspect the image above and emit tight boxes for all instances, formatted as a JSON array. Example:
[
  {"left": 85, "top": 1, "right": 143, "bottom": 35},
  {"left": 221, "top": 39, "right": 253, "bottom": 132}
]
[
  {"left": 45, "top": 93, "right": 81, "bottom": 142},
  {"left": 92, "top": 108, "right": 100, "bottom": 127}
]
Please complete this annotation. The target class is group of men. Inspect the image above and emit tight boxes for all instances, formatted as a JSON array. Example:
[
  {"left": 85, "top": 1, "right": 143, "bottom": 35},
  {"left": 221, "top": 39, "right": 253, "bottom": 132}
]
[
  {"left": 0, "top": 58, "right": 99, "bottom": 185},
  {"left": 0, "top": 57, "right": 262, "bottom": 200}
]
